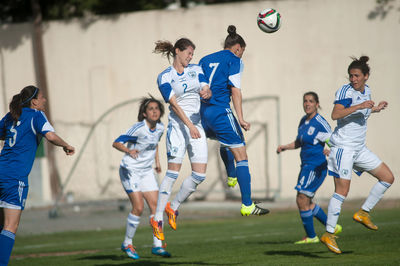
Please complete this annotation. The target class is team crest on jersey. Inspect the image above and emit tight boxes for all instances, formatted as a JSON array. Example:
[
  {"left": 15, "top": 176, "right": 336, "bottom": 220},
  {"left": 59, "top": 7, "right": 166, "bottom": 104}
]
[
  {"left": 341, "top": 169, "right": 349, "bottom": 176},
  {"left": 307, "top": 126, "right": 315, "bottom": 135},
  {"left": 187, "top": 71, "right": 197, "bottom": 79}
]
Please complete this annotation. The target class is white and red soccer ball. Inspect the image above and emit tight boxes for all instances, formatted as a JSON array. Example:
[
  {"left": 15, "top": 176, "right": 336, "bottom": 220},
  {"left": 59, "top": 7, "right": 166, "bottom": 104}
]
[{"left": 257, "top": 8, "right": 281, "bottom": 33}]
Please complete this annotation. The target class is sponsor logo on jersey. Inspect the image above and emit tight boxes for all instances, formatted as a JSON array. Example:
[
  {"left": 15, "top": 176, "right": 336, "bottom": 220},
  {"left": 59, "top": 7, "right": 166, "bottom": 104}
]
[{"left": 307, "top": 126, "right": 315, "bottom": 135}]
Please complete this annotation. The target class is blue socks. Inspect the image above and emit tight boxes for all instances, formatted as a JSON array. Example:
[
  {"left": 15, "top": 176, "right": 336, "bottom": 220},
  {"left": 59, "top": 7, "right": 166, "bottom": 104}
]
[
  {"left": 312, "top": 204, "right": 327, "bottom": 225},
  {"left": 300, "top": 210, "right": 316, "bottom": 238},
  {"left": 236, "top": 160, "right": 252, "bottom": 206},
  {"left": 0, "top": 230, "right": 15, "bottom": 265},
  {"left": 219, "top": 147, "right": 236, "bottom": 178}
]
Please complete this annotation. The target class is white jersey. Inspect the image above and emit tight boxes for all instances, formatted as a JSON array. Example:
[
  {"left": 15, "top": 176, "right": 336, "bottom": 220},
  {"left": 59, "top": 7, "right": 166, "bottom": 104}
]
[
  {"left": 157, "top": 64, "right": 208, "bottom": 122},
  {"left": 329, "top": 84, "right": 372, "bottom": 149},
  {"left": 114, "top": 121, "right": 164, "bottom": 170}
]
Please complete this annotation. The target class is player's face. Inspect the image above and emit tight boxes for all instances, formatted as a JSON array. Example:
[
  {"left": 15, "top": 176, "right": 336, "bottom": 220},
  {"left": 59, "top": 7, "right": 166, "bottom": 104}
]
[
  {"left": 31, "top": 90, "right": 46, "bottom": 111},
  {"left": 176, "top": 46, "right": 194, "bottom": 67},
  {"left": 349, "top": 68, "right": 369, "bottom": 91},
  {"left": 303, "top": 95, "right": 318, "bottom": 117},
  {"left": 144, "top": 102, "right": 161, "bottom": 123}
]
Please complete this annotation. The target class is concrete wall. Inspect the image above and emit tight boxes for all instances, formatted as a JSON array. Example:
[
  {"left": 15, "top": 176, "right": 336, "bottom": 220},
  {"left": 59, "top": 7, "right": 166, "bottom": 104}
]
[{"left": 0, "top": 0, "right": 399, "bottom": 205}]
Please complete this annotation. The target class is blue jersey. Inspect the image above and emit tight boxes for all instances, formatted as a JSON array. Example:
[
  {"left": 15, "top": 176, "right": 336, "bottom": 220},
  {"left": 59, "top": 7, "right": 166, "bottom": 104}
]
[
  {"left": 0, "top": 108, "right": 54, "bottom": 183},
  {"left": 296, "top": 113, "right": 331, "bottom": 166},
  {"left": 199, "top": 50, "right": 243, "bottom": 108}
]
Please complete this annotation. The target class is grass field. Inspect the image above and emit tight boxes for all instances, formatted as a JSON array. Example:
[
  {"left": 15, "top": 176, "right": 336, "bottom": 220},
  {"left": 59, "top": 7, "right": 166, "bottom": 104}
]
[{"left": 10, "top": 207, "right": 400, "bottom": 265}]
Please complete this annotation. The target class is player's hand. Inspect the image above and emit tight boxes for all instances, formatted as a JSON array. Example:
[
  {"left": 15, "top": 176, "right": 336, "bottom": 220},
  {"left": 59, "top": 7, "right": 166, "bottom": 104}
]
[
  {"left": 276, "top": 145, "right": 285, "bottom": 154},
  {"left": 375, "top": 101, "right": 388, "bottom": 112},
  {"left": 323, "top": 148, "right": 330, "bottom": 156},
  {"left": 189, "top": 125, "right": 201, "bottom": 139},
  {"left": 239, "top": 119, "right": 250, "bottom": 131},
  {"left": 155, "top": 162, "right": 162, "bottom": 174},
  {"left": 359, "top": 100, "right": 375, "bottom": 109},
  {"left": 200, "top": 87, "right": 212, "bottom": 99},
  {"left": 63, "top": 145, "right": 75, "bottom": 155},
  {"left": 128, "top": 149, "right": 139, "bottom": 159}
]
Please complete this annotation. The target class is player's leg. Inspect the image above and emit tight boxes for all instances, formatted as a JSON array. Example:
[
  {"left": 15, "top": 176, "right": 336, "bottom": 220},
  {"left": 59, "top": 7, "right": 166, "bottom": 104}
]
[
  {"left": 0, "top": 208, "right": 21, "bottom": 265},
  {"left": 219, "top": 146, "right": 237, "bottom": 187},
  {"left": 295, "top": 193, "right": 318, "bottom": 244},
  {"left": 143, "top": 190, "right": 171, "bottom": 258},
  {"left": 121, "top": 191, "right": 142, "bottom": 259}
]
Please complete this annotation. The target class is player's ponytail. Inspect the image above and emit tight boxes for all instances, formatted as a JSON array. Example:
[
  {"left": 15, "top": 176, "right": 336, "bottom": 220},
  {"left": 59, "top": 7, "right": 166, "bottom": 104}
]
[
  {"left": 9, "top": 85, "right": 39, "bottom": 122},
  {"left": 154, "top": 38, "right": 195, "bottom": 63},
  {"left": 348, "top": 55, "right": 370, "bottom": 76},
  {"left": 224, "top": 25, "right": 246, "bottom": 49}
]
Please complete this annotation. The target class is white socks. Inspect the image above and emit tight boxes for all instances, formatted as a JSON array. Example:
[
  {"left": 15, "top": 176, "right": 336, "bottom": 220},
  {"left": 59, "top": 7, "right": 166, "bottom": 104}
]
[
  {"left": 362, "top": 181, "right": 391, "bottom": 212},
  {"left": 326, "top": 193, "right": 346, "bottom": 234},
  {"left": 123, "top": 213, "right": 140, "bottom": 246},
  {"left": 171, "top": 172, "right": 205, "bottom": 210},
  {"left": 155, "top": 170, "right": 178, "bottom": 221}
]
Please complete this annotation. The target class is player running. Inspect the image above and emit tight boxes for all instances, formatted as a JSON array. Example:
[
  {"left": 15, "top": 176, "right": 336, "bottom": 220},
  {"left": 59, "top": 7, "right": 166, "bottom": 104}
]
[
  {"left": 112, "top": 96, "right": 170, "bottom": 259},
  {"left": 277, "top": 91, "right": 342, "bottom": 244},
  {"left": 0, "top": 86, "right": 75, "bottom": 265},
  {"left": 150, "top": 38, "right": 212, "bottom": 243},
  {"left": 320, "top": 56, "right": 395, "bottom": 254},
  {"left": 199, "top": 25, "right": 269, "bottom": 216}
]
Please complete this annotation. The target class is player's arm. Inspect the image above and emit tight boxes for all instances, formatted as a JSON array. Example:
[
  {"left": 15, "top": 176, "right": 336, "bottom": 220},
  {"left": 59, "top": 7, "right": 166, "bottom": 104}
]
[
  {"left": 112, "top": 138, "right": 139, "bottom": 158},
  {"left": 331, "top": 101, "right": 375, "bottom": 120},
  {"left": 199, "top": 84, "right": 212, "bottom": 99},
  {"left": 231, "top": 86, "right": 250, "bottom": 131},
  {"left": 169, "top": 96, "right": 201, "bottom": 139},
  {"left": 371, "top": 101, "right": 388, "bottom": 113},
  {"left": 44, "top": 132, "right": 75, "bottom": 155},
  {"left": 276, "top": 140, "right": 300, "bottom": 154},
  {"left": 154, "top": 145, "right": 161, "bottom": 173}
]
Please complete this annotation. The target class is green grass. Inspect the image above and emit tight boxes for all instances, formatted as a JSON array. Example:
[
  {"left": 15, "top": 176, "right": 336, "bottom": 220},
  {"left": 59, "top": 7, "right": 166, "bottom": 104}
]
[{"left": 10, "top": 208, "right": 400, "bottom": 265}]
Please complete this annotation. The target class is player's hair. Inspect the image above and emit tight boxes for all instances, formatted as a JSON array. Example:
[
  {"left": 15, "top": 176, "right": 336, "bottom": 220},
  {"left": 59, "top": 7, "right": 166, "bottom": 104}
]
[
  {"left": 348, "top": 55, "right": 370, "bottom": 76},
  {"left": 9, "top": 85, "right": 39, "bottom": 121},
  {"left": 137, "top": 95, "right": 165, "bottom": 122},
  {"left": 224, "top": 25, "right": 246, "bottom": 49},
  {"left": 303, "top": 91, "right": 321, "bottom": 109},
  {"left": 153, "top": 38, "right": 196, "bottom": 62}
]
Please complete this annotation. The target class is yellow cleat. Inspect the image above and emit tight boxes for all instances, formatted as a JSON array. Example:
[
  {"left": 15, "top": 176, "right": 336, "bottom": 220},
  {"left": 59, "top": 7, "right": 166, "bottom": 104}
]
[
  {"left": 240, "top": 202, "right": 270, "bottom": 216},
  {"left": 150, "top": 217, "right": 164, "bottom": 241},
  {"left": 294, "top": 236, "right": 320, "bottom": 244},
  {"left": 165, "top": 202, "right": 178, "bottom": 230},
  {"left": 320, "top": 232, "right": 341, "bottom": 254},
  {"left": 353, "top": 209, "right": 378, "bottom": 230},
  {"left": 334, "top": 224, "right": 343, "bottom": 235},
  {"left": 227, "top": 177, "right": 238, "bottom": 188}
]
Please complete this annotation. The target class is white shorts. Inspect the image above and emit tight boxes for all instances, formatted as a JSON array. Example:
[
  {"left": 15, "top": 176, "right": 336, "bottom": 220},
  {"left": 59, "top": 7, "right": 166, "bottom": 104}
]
[
  {"left": 119, "top": 167, "right": 159, "bottom": 193},
  {"left": 166, "top": 116, "right": 208, "bottom": 164},
  {"left": 328, "top": 146, "right": 382, "bottom": 180}
]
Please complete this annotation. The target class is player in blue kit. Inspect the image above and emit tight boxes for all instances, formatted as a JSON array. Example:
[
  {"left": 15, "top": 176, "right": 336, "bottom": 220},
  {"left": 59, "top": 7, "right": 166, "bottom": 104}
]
[
  {"left": 112, "top": 96, "right": 170, "bottom": 259},
  {"left": 199, "top": 25, "right": 269, "bottom": 216},
  {"left": 0, "top": 86, "right": 75, "bottom": 265},
  {"left": 150, "top": 38, "right": 212, "bottom": 243},
  {"left": 320, "top": 56, "right": 395, "bottom": 254},
  {"left": 277, "top": 92, "right": 342, "bottom": 244}
]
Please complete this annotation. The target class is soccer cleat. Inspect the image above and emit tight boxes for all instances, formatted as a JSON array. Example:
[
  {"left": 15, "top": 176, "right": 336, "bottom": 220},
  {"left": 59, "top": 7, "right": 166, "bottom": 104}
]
[
  {"left": 240, "top": 202, "right": 270, "bottom": 216},
  {"left": 150, "top": 217, "right": 165, "bottom": 240},
  {"left": 121, "top": 244, "right": 140, "bottom": 260},
  {"left": 353, "top": 209, "right": 378, "bottom": 230},
  {"left": 165, "top": 202, "right": 178, "bottom": 230},
  {"left": 320, "top": 232, "right": 341, "bottom": 254},
  {"left": 152, "top": 247, "right": 171, "bottom": 257},
  {"left": 227, "top": 177, "right": 238, "bottom": 188},
  {"left": 294, "top": 236, "right": 320, "bottom": 244},
  {"left": 334, "top": 224, "right": 343, "bottom": 235}
]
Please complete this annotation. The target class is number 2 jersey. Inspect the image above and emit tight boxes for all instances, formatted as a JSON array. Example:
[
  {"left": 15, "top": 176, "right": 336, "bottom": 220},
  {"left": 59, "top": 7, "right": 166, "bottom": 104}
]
[
  {"left": 329, "top": 84, "right": 372, "bottom": 150},
  {"left": 0, "top": 108, "right": 54, "bottom": 182},
  {"left": 157, "top": 64, "right": 208, "bottom": 122}
]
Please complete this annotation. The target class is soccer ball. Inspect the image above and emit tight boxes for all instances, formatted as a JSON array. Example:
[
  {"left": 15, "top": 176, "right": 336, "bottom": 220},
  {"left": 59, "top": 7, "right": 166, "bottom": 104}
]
[{"left": 257, "top": 8, "right": 281, "bottom": 33}]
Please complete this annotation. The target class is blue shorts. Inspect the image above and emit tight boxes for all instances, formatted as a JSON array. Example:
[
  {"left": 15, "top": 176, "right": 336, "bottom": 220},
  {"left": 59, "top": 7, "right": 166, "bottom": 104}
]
[
  {"left": 295, "top": 161, "right": 327, "bottom": 197},
  {"left": 200, "top": 104, "right": 245, "bottom": 148},
  {"left": 0, "top": 177, "right": 29, "bottom": 210}
]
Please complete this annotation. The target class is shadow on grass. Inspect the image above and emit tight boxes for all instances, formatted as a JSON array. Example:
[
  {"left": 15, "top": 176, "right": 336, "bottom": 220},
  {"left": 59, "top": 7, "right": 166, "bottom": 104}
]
[{"left": 265, "top": 250, "right": 353, "bottom": 258}]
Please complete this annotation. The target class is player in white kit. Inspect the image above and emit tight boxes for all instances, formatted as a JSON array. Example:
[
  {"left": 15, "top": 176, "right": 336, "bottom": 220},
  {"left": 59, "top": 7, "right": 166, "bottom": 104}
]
[
  {"left": 320, "top": 56, "right": 395, "bottom": 254},
  {"left": 113, "top": 96, "right": 170, "bottom": 259},
  {"left": 150, "top": 38, "right": 211, "bottom": 245}
]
